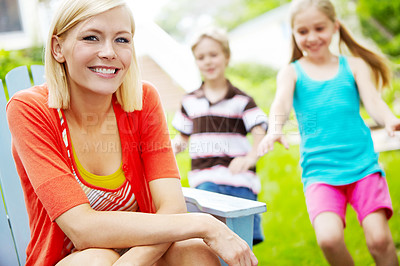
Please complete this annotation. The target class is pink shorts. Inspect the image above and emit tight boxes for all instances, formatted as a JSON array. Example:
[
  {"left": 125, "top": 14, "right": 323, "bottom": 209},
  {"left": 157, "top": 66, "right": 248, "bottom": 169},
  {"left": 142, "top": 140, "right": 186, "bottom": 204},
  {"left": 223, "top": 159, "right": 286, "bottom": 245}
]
[{"left": 305, "top": 173, "right": 393, "bottom": 227}]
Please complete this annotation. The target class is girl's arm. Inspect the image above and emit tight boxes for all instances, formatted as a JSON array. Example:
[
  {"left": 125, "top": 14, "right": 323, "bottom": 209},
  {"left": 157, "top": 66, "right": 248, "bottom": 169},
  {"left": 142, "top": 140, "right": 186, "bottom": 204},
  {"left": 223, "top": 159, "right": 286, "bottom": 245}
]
[
  {"left": 350, "top": 57, "right": 400, "bottom": 136},
  {"left": 229, "top": 125, "right": 266, "bottom": 174},
  {"left": 258, "top": 64, "right": 296, "bottom": 156},
  {"left": 114, "top": 178, "right": 187, "bottom": 265}
]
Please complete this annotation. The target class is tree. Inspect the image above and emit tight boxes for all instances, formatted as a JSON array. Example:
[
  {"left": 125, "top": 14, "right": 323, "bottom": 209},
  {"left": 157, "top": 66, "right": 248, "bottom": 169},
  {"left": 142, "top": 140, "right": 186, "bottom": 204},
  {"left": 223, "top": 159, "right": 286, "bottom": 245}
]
[
  {"left": 156, "top": 0, "right": 290, "bottom": 42},
  {"left": 356, "top": 0, "right": 400, "bottom": 59}
]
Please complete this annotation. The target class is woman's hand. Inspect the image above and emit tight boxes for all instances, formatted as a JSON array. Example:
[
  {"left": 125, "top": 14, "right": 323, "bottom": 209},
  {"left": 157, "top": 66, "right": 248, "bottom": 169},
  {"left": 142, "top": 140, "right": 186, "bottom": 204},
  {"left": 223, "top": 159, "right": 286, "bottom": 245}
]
[
  {"left": 257, "top": 133, "right": 289, "bottom": 156},
  {"left": 202, "top": 215, "right": 258, "bottom": 266}
]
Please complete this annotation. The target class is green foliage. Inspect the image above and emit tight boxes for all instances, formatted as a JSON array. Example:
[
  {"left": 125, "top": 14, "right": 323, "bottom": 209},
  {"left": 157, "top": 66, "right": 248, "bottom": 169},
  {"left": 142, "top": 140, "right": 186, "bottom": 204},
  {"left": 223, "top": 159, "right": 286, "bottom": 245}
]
[
  {"left": 357, "top": 0, "right": 400, "bottom": 35},
  {"left": 156, "top": 0, "right": 291, "bottom": 40},
  {"left": 226, "top": 63, "right": 278, "bottom": 113},
  {"left": 215, "top": 0, "right": 291, "bottom": 31},
  {"left": 0, "top": 47, "right": 44, "bottom": 98},
  {"left": 356, "top": 0, "right": 400, "bottom": 58},
  {"left": 155, "top": 0, "right": 194, "bottom": 41},
  {"left": 0, "top": 47, "right": 43, "bottom": 80}
]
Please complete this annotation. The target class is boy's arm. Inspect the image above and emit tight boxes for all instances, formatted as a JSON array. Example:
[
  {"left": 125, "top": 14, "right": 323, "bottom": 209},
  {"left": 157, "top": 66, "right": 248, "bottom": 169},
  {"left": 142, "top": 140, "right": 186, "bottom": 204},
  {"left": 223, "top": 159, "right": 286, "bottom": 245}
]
[
  {"left": 228, "top": 125, "right": 266, "bottom": 175},
  {"left": 171, "top": 133, "right": 189, "bottom": 154}
]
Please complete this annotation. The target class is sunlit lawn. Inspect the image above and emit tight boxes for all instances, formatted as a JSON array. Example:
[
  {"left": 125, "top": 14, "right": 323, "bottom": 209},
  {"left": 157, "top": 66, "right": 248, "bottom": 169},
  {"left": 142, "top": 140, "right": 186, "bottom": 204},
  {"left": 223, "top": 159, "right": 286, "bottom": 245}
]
[{"left": 175, "top": 144, "right": 400, "bottom": 265}]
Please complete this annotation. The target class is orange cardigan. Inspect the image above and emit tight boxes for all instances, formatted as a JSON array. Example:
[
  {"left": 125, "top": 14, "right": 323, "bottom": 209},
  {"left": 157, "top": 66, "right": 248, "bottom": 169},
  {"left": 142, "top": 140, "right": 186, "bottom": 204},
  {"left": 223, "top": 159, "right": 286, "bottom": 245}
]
[{"left": 7, "top": 82, "right": 179, "bottom": 265}]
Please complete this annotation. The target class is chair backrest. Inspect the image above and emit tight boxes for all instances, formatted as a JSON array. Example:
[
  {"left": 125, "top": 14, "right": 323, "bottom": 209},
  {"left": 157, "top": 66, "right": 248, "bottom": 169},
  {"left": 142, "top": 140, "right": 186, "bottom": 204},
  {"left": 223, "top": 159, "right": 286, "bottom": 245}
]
[
  {"left": 31, "top": 65, "right": 46, "bottom": 86},
  {"left": 1, "top": 65, "right": 45, "bottom": 264},
  {"left": 0, "top": 79, "right": 21, "bottom": 266},
  {"left": 5, "top": 66, "right": 31, "bottom": 98},
  {"left": 0, "top": 189, "right": 20, "bottom": 266},
  {"left": 4, "top": 65, "right": 45, "bottom": 100},
  {"left": 0, "top": 66, "right": 41, "bottom": 264}
]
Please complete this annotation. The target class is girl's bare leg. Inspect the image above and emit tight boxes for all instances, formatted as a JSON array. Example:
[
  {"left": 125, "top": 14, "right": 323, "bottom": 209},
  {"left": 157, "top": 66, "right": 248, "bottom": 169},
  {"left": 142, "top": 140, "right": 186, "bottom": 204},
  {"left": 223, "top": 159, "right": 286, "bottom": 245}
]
[
  {"left": 313, "top": 212, "right": 354, "bottom": 266},
  {"left": 362, "top": 210, "right": 399, "bottom": 266}
]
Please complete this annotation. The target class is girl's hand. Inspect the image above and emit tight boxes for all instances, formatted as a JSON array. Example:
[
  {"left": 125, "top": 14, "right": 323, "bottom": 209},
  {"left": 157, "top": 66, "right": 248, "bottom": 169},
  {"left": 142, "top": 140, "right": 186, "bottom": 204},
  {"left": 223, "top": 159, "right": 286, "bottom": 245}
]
[
  {"left": 203, "top": 215, "right": 258, "bottom": 266},
  {"left": 385, "top": 117, "right": 400, "bottom": 137},
  {"left": 228, "top": 156, "right": 257, "bottom": 175},
  {"left": 257, "top": 133, "right": 289, "bottom": 156}
]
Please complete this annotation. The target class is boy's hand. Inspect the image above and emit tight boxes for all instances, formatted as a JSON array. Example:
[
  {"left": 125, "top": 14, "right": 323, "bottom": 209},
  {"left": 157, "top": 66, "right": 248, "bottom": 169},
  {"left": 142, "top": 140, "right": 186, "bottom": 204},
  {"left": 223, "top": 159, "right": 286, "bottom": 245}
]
[
  {"left": 228, "top": 155, "right": 258, "bottom": 175},
  {"left": 171, "top": 134, "right": 189, "bottom": 154}
]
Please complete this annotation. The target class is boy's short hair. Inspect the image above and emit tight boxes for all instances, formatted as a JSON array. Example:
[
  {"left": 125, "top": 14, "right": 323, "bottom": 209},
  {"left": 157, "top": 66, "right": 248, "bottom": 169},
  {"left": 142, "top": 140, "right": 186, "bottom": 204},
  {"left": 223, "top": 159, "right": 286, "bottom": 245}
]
[{"left": 190, "top": 26, "right": 231, "bottom": 59}]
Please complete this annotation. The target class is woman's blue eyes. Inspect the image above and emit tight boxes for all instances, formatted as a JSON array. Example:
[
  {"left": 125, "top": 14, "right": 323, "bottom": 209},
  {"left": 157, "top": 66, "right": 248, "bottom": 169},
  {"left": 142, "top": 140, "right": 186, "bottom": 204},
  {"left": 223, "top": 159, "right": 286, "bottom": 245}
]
[
  {"left": 116, "top": 37, "right": 130, "bottom": 43},
  {"left": 82, "top": 36, "right": 130, "bottom": 43},
  {"left": 83, "top": 35, "right": 98, "bottom": 41}
]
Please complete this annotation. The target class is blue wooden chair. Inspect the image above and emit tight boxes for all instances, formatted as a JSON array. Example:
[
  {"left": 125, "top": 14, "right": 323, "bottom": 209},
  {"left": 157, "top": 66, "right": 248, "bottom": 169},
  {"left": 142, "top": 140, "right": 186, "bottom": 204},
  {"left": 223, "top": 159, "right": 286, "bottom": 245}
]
[
  {"left": 0, "top": 65, "right": 266, "bottom": 266},
  {"left": 0, "top": 79, "right": 21, "bottom": 266},
  {"left": 30, "top": 65, "right": 46, "bottom": 86},
  {"left": 0, "top": 65, "right": 45, "bottom": 265}
]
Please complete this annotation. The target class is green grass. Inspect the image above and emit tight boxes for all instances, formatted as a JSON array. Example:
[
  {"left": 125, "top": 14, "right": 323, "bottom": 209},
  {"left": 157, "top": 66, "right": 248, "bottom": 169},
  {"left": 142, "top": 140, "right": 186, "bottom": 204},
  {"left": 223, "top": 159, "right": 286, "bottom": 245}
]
[{"left": 176, "top": 144, "right": 400, "bottom": 265}]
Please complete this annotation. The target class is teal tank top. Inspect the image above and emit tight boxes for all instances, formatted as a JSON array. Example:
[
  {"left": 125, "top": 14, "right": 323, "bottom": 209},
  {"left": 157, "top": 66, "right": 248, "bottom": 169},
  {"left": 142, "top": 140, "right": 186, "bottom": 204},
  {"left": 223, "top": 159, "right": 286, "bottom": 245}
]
[{"left": 292, "top": 56, "right": 383, "bottom": 190}]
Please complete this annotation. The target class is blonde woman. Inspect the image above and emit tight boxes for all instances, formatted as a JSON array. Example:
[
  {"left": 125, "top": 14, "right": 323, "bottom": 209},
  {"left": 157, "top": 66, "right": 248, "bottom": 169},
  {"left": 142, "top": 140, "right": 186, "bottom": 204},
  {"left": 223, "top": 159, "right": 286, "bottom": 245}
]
[{"left": 6, "top": 0, "right": 258, "bottom": 265}]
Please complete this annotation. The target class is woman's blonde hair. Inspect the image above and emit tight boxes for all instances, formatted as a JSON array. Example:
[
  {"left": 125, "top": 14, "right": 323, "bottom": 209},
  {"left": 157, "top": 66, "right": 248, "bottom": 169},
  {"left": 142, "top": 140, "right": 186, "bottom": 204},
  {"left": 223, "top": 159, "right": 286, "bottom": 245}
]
[
  {"left": 45, "top": 0, "right": 142, "bottom": 111},
  {"left": 191, "top": 27, "right": 231, "bottom": 60},
  {"left": 289, "top": 0, "right": 391, "bottom": 89}
]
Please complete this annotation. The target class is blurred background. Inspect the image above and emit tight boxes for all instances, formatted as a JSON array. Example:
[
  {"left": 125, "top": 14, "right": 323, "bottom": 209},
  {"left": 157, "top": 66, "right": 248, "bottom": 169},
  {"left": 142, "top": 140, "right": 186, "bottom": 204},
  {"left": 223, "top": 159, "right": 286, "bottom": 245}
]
[{"left": 1, "top": 0, "right": 399, "bottom": 264}]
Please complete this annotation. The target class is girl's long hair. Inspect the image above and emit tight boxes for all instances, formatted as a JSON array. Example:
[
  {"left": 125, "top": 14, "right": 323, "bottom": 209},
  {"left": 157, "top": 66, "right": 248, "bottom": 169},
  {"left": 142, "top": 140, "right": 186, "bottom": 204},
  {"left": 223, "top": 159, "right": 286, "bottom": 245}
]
[
  {"left": 338, "top": 22, "right": 391, "bottom": 89},
  {"left": 289, "top": 0, "right": 391, "bottom": 89}
]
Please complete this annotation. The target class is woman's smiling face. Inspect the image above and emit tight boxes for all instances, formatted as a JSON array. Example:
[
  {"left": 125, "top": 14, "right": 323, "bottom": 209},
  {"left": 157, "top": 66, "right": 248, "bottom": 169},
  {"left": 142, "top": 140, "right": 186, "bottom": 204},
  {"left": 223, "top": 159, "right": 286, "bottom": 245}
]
[{"left": 52, "top": 6, "right": 133, "bottom": 97}]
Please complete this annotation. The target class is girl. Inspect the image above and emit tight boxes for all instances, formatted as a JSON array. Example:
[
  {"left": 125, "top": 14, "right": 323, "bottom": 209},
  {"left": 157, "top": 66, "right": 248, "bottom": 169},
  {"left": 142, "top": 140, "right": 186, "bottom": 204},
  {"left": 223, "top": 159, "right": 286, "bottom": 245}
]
[
  {"left": 6, "top": 0, "right": 258, "bottom": 265},
  {"left": 172, "top": 27, "right": 268, "bottom": 246},
  {"left": 257, "top": 0, "right": 399, "bottom": 265}
]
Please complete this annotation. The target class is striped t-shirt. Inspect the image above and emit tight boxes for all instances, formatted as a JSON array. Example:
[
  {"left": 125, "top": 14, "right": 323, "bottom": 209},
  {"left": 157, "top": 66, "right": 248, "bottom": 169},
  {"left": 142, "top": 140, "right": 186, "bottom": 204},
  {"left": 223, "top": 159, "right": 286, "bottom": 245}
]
[{"left": 173, "top": 80, "right": 268, "bottom": 193}]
